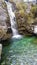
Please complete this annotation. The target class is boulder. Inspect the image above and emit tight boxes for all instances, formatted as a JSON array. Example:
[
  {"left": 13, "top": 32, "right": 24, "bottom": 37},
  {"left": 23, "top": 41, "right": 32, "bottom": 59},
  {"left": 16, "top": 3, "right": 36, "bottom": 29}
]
[
  {"left": 0, "top": 44, "right": 2, "bottom": 60},
  {"left": 9, "top": 0, "right": 23, "bottom": 3},
  {"left": 0, "top": 0, "right": 4, "bottom": 2},
  {"left": 15, "top": 3, "right": 37, "bottom": 35},
  {"left": 0, "top": 1, "right": 12, "bottom": 41}
]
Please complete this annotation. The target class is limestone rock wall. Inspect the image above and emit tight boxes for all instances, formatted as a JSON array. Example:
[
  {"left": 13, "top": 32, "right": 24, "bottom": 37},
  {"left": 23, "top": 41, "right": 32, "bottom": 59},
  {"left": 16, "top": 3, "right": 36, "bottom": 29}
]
[
  {"left": 0, "top": 0, "right": 4, "bottom": 2},
  {"left": 0, "top": 1, "right": 12, "bottom": 40},
  {"left": 15, "top": 2, "right": 37, "bottom": 35},
  {"left": 9, "top": 0, "right": 23, "bottom": 3}
]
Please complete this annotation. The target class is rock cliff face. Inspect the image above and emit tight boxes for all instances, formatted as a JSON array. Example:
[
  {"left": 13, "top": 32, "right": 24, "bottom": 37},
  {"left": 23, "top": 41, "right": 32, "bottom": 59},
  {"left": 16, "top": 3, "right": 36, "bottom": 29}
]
[
  {"left": 9, "top": 0, "right": 23, "bottom": 3},
  {"left": 0, "top": 1, "right": 12, "bottom": 40},
  {"left": 15, "top": 3, "right": 37, "bottom": 35},
  {"left": 0, "top": 0, "right": 4, "bottom": 2}
]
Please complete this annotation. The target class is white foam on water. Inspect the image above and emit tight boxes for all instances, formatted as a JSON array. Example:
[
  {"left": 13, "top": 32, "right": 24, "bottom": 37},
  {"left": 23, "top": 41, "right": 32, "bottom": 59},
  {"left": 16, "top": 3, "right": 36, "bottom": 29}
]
[
  {"left": 21, "top": 62, "right": 23, "bottom": 65},
  {"left": 12, "top": 35, "right": 23, "bottom": 39}
]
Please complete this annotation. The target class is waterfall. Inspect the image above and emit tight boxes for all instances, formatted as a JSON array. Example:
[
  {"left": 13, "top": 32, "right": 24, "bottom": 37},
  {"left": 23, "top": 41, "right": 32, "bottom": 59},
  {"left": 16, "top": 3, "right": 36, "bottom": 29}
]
[{"left": 5, "top": 1, "right": 22, "bottom": 39}]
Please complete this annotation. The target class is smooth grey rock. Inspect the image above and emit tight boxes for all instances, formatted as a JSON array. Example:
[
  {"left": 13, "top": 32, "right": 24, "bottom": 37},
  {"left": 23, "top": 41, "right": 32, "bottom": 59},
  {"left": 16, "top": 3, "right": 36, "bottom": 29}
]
[{"left": 0, "top": 44, "right": 2, "bottom": 60}]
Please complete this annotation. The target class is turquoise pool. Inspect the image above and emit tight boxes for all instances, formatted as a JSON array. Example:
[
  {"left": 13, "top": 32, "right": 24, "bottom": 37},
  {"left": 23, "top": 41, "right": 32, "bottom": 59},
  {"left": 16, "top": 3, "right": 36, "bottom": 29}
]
[{"left": 1, "top": 36, "right": 37, "bottom": 65}]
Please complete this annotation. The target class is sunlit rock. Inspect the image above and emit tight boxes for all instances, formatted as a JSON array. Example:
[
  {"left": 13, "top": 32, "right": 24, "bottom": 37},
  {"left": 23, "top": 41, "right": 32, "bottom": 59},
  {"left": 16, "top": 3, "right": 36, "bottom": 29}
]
[
  {"left": 0, "top": 0, "right": 4, "bottom": 2},
  {"left": 15, "top": 3, "right": 37, "bottom": 35},
  {"left": 9, "top": 0, "right": 23, "bottom": 3}
]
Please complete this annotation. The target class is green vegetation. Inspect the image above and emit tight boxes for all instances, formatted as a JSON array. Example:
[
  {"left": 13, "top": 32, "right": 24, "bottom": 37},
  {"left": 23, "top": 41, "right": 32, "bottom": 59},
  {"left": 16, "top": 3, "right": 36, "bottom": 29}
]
[{"left": 15, "top": 3, "right": 37, "bottom": 35}]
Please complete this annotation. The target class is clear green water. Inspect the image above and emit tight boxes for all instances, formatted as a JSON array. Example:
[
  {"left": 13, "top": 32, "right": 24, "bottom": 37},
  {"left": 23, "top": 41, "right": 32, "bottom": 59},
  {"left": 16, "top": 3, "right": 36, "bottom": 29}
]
[{"left": 1, "top": 36, "right": 37, "bottom": 65}]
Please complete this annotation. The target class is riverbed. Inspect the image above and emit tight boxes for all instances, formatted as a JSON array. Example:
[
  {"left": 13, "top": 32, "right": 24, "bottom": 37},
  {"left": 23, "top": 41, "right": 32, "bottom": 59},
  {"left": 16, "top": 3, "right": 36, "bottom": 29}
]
[{"left": 1, "top": 36, "right": 37, "bottom": 65}]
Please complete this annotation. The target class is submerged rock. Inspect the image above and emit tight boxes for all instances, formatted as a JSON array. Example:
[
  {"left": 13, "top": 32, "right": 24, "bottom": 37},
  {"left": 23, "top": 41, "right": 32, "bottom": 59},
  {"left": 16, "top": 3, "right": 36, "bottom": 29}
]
[{"left": 0, "top": 1, "right": 12, "bottom": 40}]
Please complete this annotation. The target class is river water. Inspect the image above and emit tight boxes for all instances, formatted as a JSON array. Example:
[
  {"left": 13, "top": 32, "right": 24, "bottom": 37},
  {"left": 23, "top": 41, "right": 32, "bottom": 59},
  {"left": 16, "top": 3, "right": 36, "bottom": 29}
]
[{"left": 1, "top": 36, "right": 37, "bottom": 65}]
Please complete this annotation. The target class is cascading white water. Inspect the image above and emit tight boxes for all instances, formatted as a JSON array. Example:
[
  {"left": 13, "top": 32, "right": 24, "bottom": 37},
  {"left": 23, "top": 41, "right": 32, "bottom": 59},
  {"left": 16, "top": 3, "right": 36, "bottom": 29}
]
[{"left": 5, "top": 1, "right": 22, "bottom": 39}]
